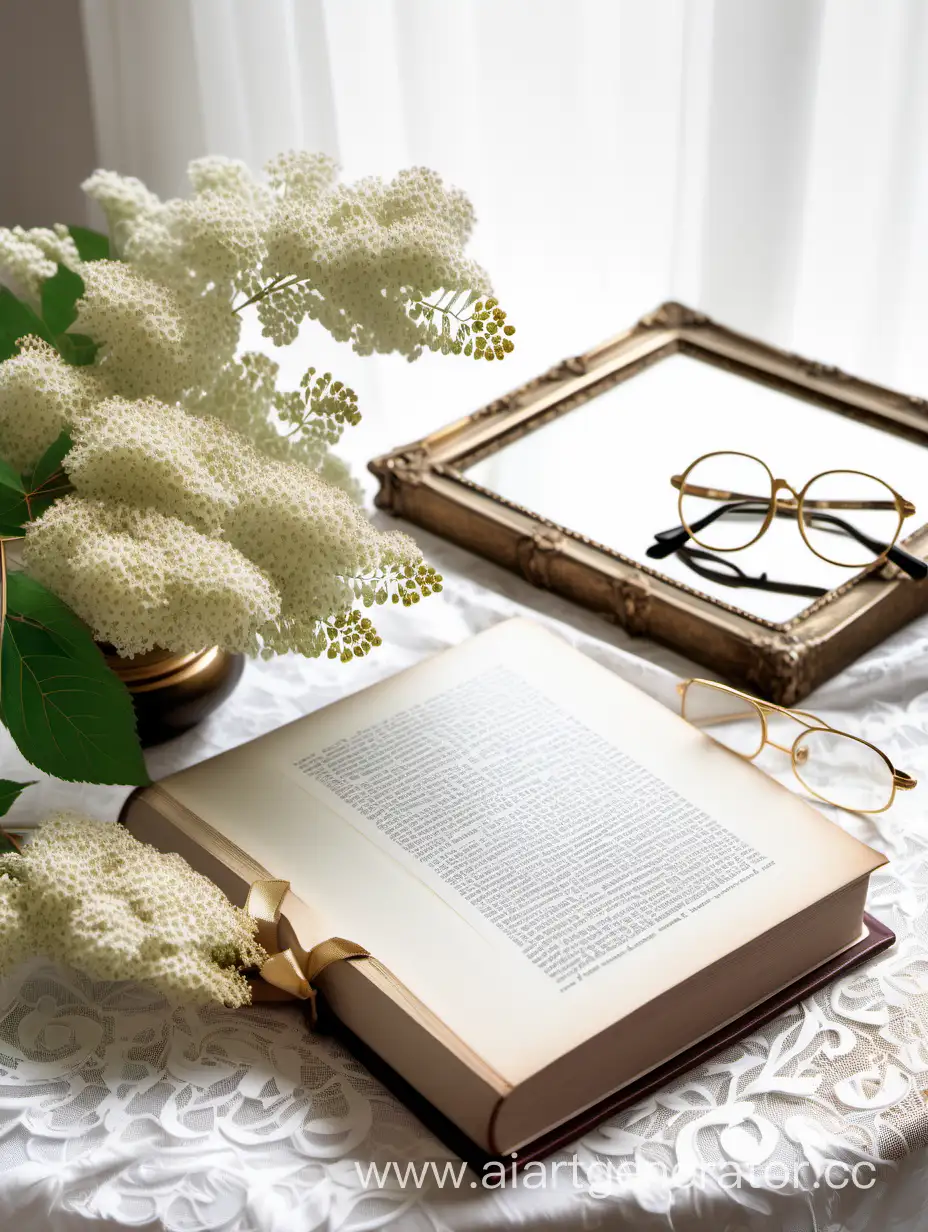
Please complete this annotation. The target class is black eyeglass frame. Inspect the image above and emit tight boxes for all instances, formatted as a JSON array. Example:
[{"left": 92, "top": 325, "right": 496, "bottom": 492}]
[
  {"left": 673, "top": 545, "right": 830, "bottom": 598},
  {"left": 648, "top": 499, "right": 928, "bottom": 581}
]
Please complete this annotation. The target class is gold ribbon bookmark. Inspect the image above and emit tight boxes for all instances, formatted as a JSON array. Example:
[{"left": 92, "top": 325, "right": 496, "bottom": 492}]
[{"left": 245, "top": 879, "right": 369, "bottom": 1026}]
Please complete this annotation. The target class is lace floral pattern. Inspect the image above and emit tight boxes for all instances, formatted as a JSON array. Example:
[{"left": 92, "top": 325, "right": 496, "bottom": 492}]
[{"left": 2, "top": 541, "right": 928, "bottom": 1231}]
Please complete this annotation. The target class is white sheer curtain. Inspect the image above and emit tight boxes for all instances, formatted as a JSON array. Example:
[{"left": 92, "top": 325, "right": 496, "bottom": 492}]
[{"left": 78, "top": 0, "right": 928, "bottom": 474}]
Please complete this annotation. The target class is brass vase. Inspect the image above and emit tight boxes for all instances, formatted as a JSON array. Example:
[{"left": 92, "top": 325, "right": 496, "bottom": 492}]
[{"left": 103, "top": 646, "right": 245, "bottom": 747}]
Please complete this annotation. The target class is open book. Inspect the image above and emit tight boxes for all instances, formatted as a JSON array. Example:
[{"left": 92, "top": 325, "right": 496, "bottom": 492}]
[{"left": 122, "top": 619, "right": 889, "bottom": 1158}]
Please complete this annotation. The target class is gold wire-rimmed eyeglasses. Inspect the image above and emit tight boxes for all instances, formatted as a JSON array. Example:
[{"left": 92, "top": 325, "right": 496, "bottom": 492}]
[
  {"left": 678, "top": 678, "right": 917, "bottom": 814},
  {"left": 646, "top": 450, "right": 927, "bottom": 580}
]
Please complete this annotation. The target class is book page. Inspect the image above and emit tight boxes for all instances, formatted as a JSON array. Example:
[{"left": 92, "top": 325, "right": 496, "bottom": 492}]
[
  {"left": 163, "top": 618, "right": 883, "bottom": 1081},
  {"left": 293, "top": 668, "right": 774, "bottom": 990}
]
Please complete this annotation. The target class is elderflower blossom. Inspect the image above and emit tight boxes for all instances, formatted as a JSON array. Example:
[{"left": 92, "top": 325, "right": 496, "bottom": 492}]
[
  {"left": 43, "top": 394, "right": 422, "bottom": 656},
  {"left": 0, "top": 814, "right": 266, "bottom": 1006},
  {"left": 188, "top": 155, "right": 271, "bottom": 207},
  {"left": 260, "top": 166, "right": 491, "bottom": 357},
  {"left": 187, "top": 351, "right": 344, "bottom": 474},
  {"left": 0, "top": 336, "right": 98, "bottom": 469},
  {"left": 0, "top": 225, "right": 82, "bottom": 305},
  {"left": 265, "top": 150, "right": 339, "bottom": 200},
  {"left": 0, "top": 150, "right": 513, "bottom": 667},
  {"left": 223, "top": 453, "right": 423, "bottom": 654},
  {"left": 123, "top": 194, "right": 268, "bottom": 299},
  {"left": 66, "top": 396, "right": 240, "bottom": 532},
  {"left": 74, "top": 261, "right": 240, "bottom": 403},
  {"left": 82, "top": 169, "right": 163, "bottom": 250},
  {"left": 21, "top": 224, "right": 82, "bottom": 272},
  {"left": 24, "top": 496, "right": 280, "bottom": 656}
]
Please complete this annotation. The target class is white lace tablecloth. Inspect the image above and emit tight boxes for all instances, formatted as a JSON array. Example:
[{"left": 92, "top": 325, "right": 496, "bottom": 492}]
[{"left": 3, "top": 524, "right": 928, "bottom": 1232}]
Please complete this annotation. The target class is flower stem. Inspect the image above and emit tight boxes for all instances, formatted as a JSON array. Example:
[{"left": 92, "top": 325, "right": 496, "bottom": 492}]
[
  {"left": 233, "top": 274, "right": 307, "bottom": 314},
  {"left": 412, "top": 295, "right": 473, "bottom": 324}
]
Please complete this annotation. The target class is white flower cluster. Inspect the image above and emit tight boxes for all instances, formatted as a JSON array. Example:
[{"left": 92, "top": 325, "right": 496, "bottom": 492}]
[
  {"left": 0, "top": 814, "right": 266, "bottom": 1006},
  {"left": 24, "top": 395, "right": 426, "bottom": 657},
  {"left": 82, "top": 169, "right": 162, "bottom": 249},
  {"left": 260, "top": 164, "right": 491, "bottom": 356},
  {"left": 82, "top": 153, "right": 499, "bottom": 362},
  {"left": 0, "top": 337, "right": 98, "bottom": 470},
  {"left": 0, "top": 224, "right": 81, "bottom": 305},
  {"left": 188, "top": 351, "right": 337, "bottom": 472},
  {"left": 24, "top": 497, "right": 280, "bottom": 656},
  {"left": 75, "top": 261, "right": 240, "bottom": 405},
  {"left": 0, "top": 150, "right": 493, "bottom": 658}
]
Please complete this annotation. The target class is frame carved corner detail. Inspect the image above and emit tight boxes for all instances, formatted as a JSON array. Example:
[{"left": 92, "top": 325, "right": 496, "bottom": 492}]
[
  {"left": 516, "top": 528, "right": 564, "bottom": 588},
  {"left": 371, "top": 444, "right": 431, "bottom": 514},
  {"left": 639, "top": 301, "right": 710, "bottom": 332},
  {"left": 743, "top": 633, "right": 815, "bottom": 706},
  {"left": 612, "top": 574, "right": 652, "bottom": 637},
  {"left": 789, "top": 356, "right": 850, "bottom": 384}
]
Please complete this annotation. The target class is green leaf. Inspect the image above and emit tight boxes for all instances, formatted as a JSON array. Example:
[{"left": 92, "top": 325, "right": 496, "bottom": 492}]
[
  {"left": 0, "top": 455, "right": 28, "bottom": 537},
  {"left": 2, "top": 573, "right": 150, "bottom": 785},
  {"left": 67, "top": 225, "right": 110, "bottom": 262},
  {"left": 41, "top": 264, "right": 85, "bottom": 335},
  {"left": 0, "top": 286, "right": 53, "bottom": 361},
  {"left": 55, "top": 331, "right": 100, "bottom": 367},
  {"left": 21, "top": 431, "right": 73, "bottom": 521},
  {"left": 0, "top": 779, "right": 34, "bottom": 819}
]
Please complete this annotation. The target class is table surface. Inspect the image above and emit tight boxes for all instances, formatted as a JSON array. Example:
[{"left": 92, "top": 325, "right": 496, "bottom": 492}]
[{"left": 3, "top": 524, "right": 928, "bottom": 1232}]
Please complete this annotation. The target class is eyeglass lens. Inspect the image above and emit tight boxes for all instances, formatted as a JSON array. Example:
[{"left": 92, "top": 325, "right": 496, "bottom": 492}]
[
  {"left": 679, "top": 453, "right": 772, "bottom": 551},
  {"left": 681, "top": 680, "right": 896, "bottom": 812},
  {"left": 681, "top": 681, "right": 764, "bottom": 758},
  {"left": 792, "top": 728, "right": 894, "bottom": 812},
  {"left": 799, "top": 471, "right": 901, "bottom": 568}
]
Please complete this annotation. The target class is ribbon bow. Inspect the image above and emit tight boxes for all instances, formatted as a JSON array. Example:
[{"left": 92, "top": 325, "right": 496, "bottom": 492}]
[{"left": 245, "top": 879, "right": 368, "bottom": 1027}]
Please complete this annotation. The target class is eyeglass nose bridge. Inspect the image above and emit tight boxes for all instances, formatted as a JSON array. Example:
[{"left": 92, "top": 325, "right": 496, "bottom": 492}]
[{"left": 773, "top": 477, "right": 800, "bottom": 499}]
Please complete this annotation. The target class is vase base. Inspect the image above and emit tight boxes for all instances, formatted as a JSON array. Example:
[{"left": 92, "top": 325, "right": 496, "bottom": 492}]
[{"left": 103, "top": 646, "right": 245, "bottom": 747}]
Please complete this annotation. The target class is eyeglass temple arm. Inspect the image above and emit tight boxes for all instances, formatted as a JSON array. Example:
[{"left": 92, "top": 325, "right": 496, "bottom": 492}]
[
  {"left": 680, "top": 680, "right": 918, "bottom": 794},
  {"left": 676, "top": 547, "right": 829, "bottom": 598},
  {"left": 647, "top": 501, "right": 768, "bottom": 560},
  {"left": 678, "top": 682, "right": 830, "bottom": 732},
  {"left": 793, "top": 510, "right": 927, "bottom": 579},
  {"left": 648, "top": 501, "right": 928, "bottom": 580},
  {"left": 672, "top": 476, "right": 912, "bottom": 515}
]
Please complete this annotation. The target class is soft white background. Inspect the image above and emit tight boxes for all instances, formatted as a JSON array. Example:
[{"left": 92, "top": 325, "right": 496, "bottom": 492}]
[
  {"left": 5, "top": 5, "right": 928, "bottom": 1229},
  {"left": 75, "top": 0, "right": 928, "bottom": 479}
]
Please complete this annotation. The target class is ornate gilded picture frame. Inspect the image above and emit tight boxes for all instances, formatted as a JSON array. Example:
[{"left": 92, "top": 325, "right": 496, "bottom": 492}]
[{"left": 369, "top": 303, "right": 928, "bottom": 704}]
